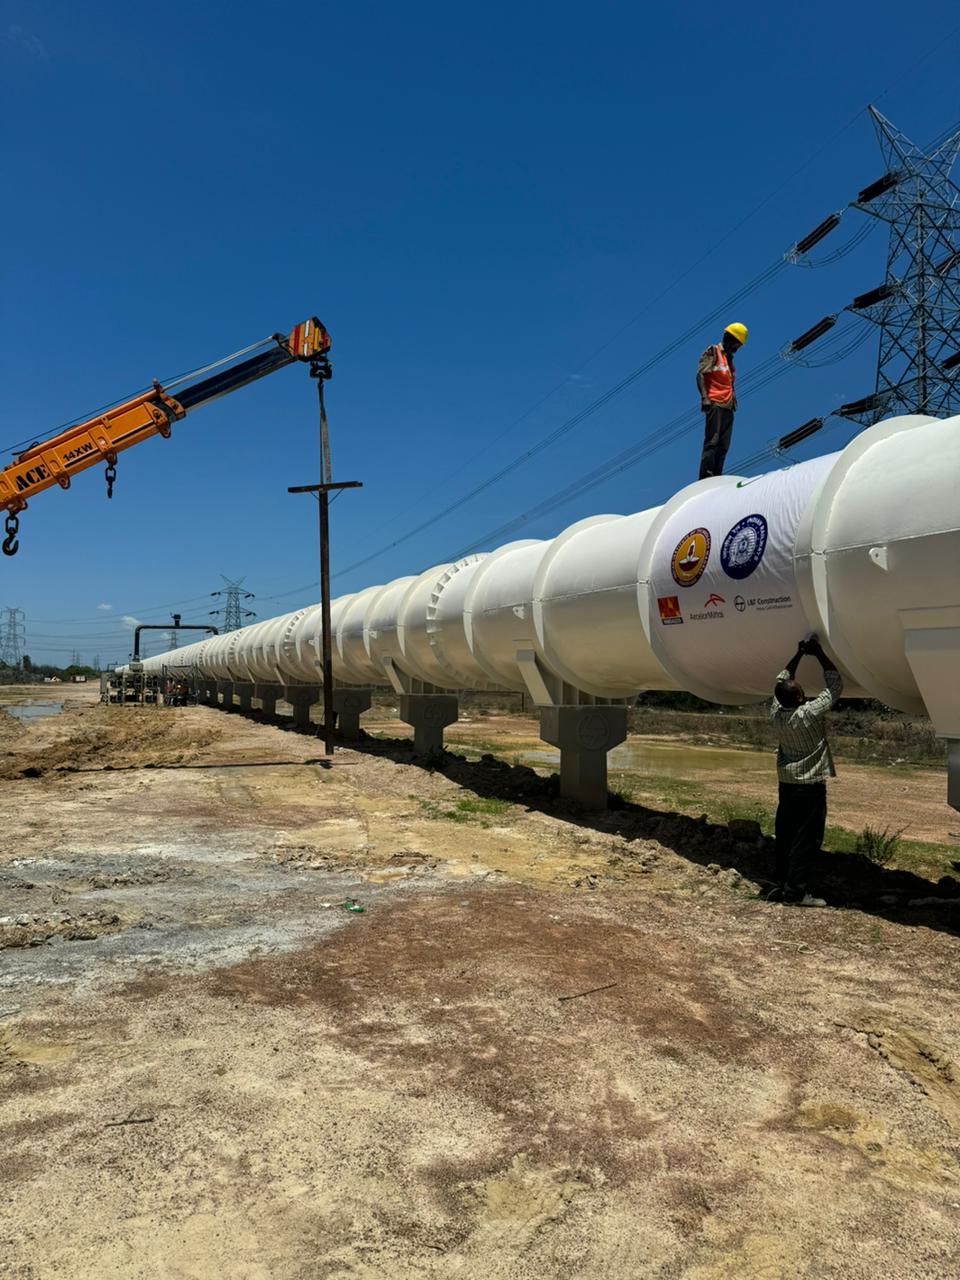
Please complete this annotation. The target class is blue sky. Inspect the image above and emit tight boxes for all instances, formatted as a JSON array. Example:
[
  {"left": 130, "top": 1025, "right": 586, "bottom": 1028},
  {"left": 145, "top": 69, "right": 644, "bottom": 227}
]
[{"left": 2, "top": 1, "right": 959, "bottom": 664}]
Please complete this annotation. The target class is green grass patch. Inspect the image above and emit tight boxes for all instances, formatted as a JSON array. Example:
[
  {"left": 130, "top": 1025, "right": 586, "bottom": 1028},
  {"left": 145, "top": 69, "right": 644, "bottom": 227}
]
[{"left": 414, "top": 795, "right": 513, "bottom": 826}]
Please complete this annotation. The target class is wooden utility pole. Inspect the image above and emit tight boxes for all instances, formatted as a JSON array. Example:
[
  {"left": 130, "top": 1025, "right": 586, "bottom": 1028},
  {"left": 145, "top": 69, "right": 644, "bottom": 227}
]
[{"left": 288, "top": 366, "right": 361, "bottom": 755}]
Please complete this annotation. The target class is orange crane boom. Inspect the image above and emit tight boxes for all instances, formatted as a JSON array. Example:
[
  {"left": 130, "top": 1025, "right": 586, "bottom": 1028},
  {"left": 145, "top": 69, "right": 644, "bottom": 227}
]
[{"left": 0, "top": 317, "right": 330, "bottom": 555}]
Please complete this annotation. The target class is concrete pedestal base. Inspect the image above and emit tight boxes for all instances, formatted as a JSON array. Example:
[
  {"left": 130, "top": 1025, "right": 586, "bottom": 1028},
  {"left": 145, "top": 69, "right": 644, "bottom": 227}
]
[
  {"left": 284, "top": 686, "right": 319, "bottom": 728},
  {"left": 217, "top": 681, "right": 235, "bottom": 711},
  {"left": 255, "top": 684, "right": 280, "bottom": 717},
  {"left": 332, "top": 688, "right": 372, "bottom": 739},
  {"left": 399, "top": 694, "right": 459, "bottom": 755},
  {"left": 236, "top": 683, "right": 253, "bottom": 712},
  {"left": 539, "top": 705, "right": 628, "bottom": 809},
  {"left": 199, "top": 681, "right": 216, "bottom": 705},
  {"left": 949, "top": 742, "right": 960, "bottom": 813}
]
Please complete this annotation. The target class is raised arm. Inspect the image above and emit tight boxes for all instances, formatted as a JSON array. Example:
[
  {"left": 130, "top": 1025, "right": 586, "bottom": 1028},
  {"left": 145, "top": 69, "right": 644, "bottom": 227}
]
[
  {"left": 783, "top": 643, "right": 806, "bottom": 680},
  {"left": 796, "top": 636, "right": 843, "bottom": 718}
]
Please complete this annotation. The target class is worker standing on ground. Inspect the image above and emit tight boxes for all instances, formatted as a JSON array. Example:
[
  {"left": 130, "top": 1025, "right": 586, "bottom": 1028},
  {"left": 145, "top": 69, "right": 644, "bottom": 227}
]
[
  {"left": 696, "top": 322, "right": 747, "bottom": 479},
  {"left": 769, "top": 636, "right": 843, "bottom": 907}
]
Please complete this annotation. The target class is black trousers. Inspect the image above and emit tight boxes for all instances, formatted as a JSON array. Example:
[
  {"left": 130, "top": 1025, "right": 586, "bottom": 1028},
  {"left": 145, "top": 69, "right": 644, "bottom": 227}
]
[
  {"left": 774, "top": 782, "right": 827, "bottom": 900},
  {"left": 698, "top": 405, "right": 734, "bottom": 479}
]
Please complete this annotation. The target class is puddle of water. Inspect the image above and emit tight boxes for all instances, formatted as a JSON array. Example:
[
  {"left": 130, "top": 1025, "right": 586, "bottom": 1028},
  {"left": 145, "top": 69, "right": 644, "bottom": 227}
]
[
  {"left": 521, "top": 738, "right": 769, "bottom": 778},
  {"left": 5, "top": 700, "right": 63, "bottom": 721}
]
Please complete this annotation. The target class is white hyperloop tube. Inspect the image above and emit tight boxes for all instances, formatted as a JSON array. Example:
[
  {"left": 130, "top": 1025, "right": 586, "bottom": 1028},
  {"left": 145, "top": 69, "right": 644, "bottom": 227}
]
[
  {"left": 533, "top": 511, "right": 671, "bottom": 698},
  {"left": 139, "top": 413, "right": 960, "bottom": 749},
  {"left": 462, "top": 540, "right": 548, "bottom": 691},
  {"left": 335, "top": 586, "right": 385, "bottom": 684}
]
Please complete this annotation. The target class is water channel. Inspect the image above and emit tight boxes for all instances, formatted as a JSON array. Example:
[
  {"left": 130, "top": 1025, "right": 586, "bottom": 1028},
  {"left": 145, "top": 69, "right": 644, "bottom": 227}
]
[{"left": 4, "top": 700, "right": 64, "bottom": 722}]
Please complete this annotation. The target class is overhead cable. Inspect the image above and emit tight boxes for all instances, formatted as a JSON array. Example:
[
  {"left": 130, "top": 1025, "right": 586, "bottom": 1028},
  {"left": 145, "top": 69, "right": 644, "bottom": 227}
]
[{"left": 445, "top": 318, "right": 871, "bottom": 558}]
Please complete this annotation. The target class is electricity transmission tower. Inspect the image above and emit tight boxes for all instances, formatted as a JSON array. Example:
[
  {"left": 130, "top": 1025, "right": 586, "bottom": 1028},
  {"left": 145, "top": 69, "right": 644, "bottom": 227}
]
[
  {"left": 843, "top": 107, "right": 960, "bottom": 425},
  {"left": 0, "top": 607, "right": 26, "bottom": 668},
  {"left": 210, "top": 575, "right": 255, "bottom": 633}
]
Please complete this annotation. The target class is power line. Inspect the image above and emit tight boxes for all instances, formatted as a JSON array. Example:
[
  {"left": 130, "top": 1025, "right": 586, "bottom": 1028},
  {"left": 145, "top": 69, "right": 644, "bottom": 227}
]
[
  {"left": 445, "top": 317, "right": 871, "bottom": 557},
  {"left": 320, "top": 35, "right": 960, "bottom": 582}
]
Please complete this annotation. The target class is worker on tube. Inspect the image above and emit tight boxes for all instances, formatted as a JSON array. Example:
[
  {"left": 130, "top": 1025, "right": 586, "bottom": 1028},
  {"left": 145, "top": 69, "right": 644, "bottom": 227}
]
[{"left": 697, "top": 322, "right": 747, "bottom": 479}]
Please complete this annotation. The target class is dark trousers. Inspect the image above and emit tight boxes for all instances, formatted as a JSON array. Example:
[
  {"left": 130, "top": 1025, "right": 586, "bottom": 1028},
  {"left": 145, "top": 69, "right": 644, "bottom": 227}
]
[
  {"left": 698, "top": 405, "right": 734, "bottom": 479},
  {"left": 774, "top": 782, "right": 827, "bottom": 900}
]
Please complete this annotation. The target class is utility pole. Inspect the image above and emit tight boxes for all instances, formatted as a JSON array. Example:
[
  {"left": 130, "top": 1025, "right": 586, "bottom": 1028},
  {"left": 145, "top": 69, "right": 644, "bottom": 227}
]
[
  {"left": 842, "top": 107, "right": 960, "bottom": 424},
  {"left": 0, "top": 607, "right": 25, "bottom": 668},
  {"left": 288, "top": 350, "right": 361, "bottom": 756},
  {"left": 210, "top": 576, "right": 256, "bottom": 632}
]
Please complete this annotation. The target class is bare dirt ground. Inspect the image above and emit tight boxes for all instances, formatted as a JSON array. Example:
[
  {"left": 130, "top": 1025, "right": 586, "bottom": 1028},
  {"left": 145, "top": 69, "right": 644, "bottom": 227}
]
[{"left": 2, "top": 691, "right": 960, "bottom": 1278}]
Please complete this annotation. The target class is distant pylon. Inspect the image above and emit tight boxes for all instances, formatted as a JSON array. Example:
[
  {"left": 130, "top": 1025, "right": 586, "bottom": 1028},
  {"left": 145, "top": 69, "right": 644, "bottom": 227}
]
[
  {"left": 844, "top": 107, "right": 960, "bottom": 424},
  {"left": 0, "top": 607, "right": 26, "bottom": 668},
  {"left": 210, "top": 575, "right": 255, "bottom": 633}
]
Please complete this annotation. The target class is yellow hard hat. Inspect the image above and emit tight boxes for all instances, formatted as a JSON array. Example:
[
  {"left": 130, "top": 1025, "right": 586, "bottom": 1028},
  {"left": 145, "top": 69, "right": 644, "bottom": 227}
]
[{"left": 724, "top": 322, "right": 748, "bottom": 345}]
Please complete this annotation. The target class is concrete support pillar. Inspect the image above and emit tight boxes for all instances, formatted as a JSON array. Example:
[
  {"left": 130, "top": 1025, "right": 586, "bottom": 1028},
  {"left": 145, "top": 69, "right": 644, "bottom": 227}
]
[
  {"left": 200, "top": 681, "right": 217, "bottom": 705},
  {"left": 284, "top": 686, "right": 319, "bottom": 728},
  {"left": 331, "top": 688, "right": 372, "bottom": 739},
  {"left": 399, "top": 693, "right": 459, "bottom": 755},
  {"left": 539, "top": 705, "right": 628, "bottom": 810},
  {"left": 236, "top": 683, "right": 254, "bottom": 712},
  {"left": 949, "top": 741, "right": 960, "bottom": 814},
  {"left": 217, "top": 680, "right": 235, "bottom": 711},
  {"left": 255, "top": 684, "right": 280, "bottom": 717}
]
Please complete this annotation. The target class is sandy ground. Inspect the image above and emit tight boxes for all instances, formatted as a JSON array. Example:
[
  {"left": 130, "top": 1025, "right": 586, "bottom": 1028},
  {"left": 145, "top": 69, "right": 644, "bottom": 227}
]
[{"left": 2, "top": 691, "right": 960, "bottom": 1278}]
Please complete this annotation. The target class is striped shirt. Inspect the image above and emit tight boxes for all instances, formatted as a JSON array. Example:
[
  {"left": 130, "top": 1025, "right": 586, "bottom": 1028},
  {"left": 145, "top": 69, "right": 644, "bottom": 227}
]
[{"left": 771, "top": 668, "right": 843, "bottom": 784}]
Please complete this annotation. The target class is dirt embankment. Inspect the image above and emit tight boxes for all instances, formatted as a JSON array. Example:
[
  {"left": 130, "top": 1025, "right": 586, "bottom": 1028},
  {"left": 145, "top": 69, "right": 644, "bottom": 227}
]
[
  {"left": 0, "top": 705, "right": 24, "bottom": 743},
  {"left": 0, "top": 702, "right": 222, "bottom": 779}
]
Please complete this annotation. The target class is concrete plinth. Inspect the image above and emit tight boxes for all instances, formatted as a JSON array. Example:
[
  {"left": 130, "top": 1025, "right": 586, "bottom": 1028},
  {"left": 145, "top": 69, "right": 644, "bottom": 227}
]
[
  {"left": 236, "top": 683, "right": 254, "bottom": 712},
  {"left": 255, "top": 684, "right": 280, "bottom": 717},
  {"left": 399, "top": 694, "right": 459, "bottom": 755},
  {"left": 284, "top": 686, "right": 319, "bottom": 728},
  {"left": 539, "top": 705, "right": 628, "bottom": 809},
  {"left": 949, "top": 742, "right": 960, "bottom": 813},
  {"left": 201, "top": 681, "right": 217, "bottom": 705},
  {"left": 217, "top": 681, "right": 235, "bottom": 711},
  {"left": 332, "top": 688, "right": 372, "bottom": 739}
]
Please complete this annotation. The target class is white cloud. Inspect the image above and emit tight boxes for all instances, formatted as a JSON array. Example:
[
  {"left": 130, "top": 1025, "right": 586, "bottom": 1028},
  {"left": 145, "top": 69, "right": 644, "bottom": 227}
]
[
  {"left": 97, "top": 603, "right": 113, "bottom": 612},
  {"left": 4, "top": 25, "right": 49, "bottom": 61},
  {"left": 121, "top": 615, "right": 141, "bottom": 629}
]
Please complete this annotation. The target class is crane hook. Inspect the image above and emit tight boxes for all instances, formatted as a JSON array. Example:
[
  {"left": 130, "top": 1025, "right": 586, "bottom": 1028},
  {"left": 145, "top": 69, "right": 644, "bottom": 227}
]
[
  {"left": 2, "top": 512, "right": 20, "bottom": 557},
  {"left": 105, "top": 458, "right": 118, "bottom": 499}
]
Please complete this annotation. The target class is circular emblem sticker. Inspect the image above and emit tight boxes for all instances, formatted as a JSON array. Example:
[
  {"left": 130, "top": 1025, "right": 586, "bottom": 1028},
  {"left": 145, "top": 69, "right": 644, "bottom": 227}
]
[
  {"left": 721, "top": 514, "right": 768, "bottom": 580},
  {"left": 670, "top": 528, "right": 711, "bottom": 587}
]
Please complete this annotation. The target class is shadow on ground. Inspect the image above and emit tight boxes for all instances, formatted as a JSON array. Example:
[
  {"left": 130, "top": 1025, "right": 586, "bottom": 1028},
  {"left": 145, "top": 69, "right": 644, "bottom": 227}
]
[
  {"left": 214, "top": 704, "right": 960, "bottom": 937},
  {"left": 356, "top": 726, "right": 960, "bottom": 937}
]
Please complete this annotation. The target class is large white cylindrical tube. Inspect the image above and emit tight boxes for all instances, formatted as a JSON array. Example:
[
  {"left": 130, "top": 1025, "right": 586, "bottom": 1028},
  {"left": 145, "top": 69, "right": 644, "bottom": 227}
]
[{"left": 136, "top": 413, "right": 960, "bottom": 736}]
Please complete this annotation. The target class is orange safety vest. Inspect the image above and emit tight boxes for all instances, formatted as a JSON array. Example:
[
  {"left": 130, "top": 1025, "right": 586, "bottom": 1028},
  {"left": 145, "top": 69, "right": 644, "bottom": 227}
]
[{"left": 703, "top": 344, "right": 735, "bottom": 406}]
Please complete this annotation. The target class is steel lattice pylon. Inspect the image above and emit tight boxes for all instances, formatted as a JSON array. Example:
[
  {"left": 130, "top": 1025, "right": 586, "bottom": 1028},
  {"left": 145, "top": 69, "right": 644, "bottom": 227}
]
[
  {"left": 0, "top": 606, "right": 26, "bottom": 668},
  {"left": 845, "top": 107, "right": 960, "bottom": 425},
  {"left": 210, "top": 575, "right": 255, "bottom": 633}
]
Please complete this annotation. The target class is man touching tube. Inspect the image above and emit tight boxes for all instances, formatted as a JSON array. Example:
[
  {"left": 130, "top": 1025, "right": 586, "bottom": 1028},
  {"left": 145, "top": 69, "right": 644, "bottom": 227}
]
[{"left": 769, "top": 636, "right": 843, "bottom": 906}]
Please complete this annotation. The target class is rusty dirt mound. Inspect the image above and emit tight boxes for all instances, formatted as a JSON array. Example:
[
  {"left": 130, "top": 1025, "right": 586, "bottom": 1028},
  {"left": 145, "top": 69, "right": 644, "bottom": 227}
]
[
  {"left": 0, "top": 705, "right": 25, "bottom": 743},
  {"left": 0, "top": 704, "right": 221, "bottom": 779}
]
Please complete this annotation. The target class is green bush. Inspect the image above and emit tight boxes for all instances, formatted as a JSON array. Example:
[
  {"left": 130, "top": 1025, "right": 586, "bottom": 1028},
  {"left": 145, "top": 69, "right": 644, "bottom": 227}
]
[{"left": 855, "top": 824, "right": 906, "bottom": 866}]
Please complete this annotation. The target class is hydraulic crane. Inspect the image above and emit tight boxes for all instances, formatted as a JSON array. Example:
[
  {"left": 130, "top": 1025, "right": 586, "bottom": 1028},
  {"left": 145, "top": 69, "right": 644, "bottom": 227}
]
[{"left": 0, "top": 317, "right": 331, "bottom": 556}]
